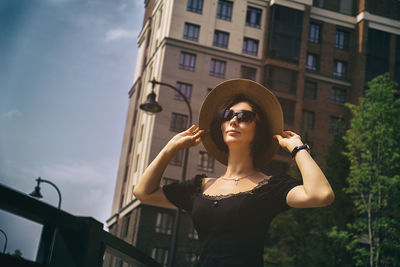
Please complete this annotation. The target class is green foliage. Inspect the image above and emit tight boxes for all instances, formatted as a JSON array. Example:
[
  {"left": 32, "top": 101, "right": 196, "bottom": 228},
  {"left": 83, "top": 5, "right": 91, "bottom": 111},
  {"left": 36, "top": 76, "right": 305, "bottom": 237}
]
[
  {"left": 343, "top": 73, "right": 400, "bottom": 266},
  {"left": 264, "top": 74, "right": 400, "bottom": 266},
  {"left": 264, "top": 120, "right": 353, "bottom": 266}
]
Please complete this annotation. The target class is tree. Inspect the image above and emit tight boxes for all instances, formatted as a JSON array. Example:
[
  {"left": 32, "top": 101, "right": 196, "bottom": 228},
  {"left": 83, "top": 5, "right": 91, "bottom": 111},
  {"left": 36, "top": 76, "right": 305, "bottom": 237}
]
[
  {"left": 343, "top": 73, "right": 400, "bottom": 266},
  {"left": 264, "top": 126, "right": 354, "bottom": 266}
]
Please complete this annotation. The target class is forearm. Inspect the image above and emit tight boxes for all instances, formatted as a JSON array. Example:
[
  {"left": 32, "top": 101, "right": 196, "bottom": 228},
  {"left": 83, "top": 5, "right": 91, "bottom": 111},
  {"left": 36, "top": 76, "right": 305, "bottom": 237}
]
[
  {"left": 133, "top": 125, "right": 203, "bottom": 199},
  {"left": 295, "top": 150, "right": 334, "bottom": 202},
  {"left": 133, "top": 143, "right": 177, "bottom": 197}
]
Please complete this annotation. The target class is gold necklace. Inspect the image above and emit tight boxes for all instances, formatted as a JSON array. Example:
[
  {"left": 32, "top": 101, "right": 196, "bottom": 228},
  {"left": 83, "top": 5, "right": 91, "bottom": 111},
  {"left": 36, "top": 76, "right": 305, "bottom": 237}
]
[{"left": 220, "top": 172, "right": 257, "bottom": 185}]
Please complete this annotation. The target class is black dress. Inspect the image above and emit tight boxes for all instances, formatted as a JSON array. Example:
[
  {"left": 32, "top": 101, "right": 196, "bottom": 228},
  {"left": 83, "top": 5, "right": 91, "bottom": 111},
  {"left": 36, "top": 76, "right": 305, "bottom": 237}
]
[{"left": 162, "top": 174, "right": 301, "bottom": 267}]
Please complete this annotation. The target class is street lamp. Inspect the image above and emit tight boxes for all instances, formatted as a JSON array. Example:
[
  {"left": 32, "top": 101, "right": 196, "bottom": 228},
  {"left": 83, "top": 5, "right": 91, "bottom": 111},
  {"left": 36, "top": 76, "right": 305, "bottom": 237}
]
[
  {"left": 140, "top": 79, "right": 192, "bottom": 267},
  {"left": 0, "top": 229, "right": 7, "bottom": 253},
  {"left": 30, "top": 177, "right": 62, "bottom": 209},
  {"left": 29, "top": 177, "right": 62, "bottom": 263}
]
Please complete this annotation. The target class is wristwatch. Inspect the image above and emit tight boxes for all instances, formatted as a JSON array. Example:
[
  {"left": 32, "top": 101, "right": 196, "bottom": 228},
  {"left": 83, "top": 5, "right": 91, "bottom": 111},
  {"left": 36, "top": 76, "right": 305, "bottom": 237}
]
[{"left": 291, "top": 144, "right": 310, "bottom": 159}]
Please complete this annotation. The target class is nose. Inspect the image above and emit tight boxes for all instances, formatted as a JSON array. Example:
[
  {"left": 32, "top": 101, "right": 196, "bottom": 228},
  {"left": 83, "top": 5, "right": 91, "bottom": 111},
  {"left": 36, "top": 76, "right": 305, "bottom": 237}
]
[{"left": 229, "top": 115, "right": 238, "bottom": 125}]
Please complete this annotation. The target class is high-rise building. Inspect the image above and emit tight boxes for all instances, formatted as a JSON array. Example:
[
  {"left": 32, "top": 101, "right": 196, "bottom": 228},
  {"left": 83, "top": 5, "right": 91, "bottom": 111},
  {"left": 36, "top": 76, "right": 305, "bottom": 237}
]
[{"left": 105, "top": 0, "right": 400, "bottom": 266}]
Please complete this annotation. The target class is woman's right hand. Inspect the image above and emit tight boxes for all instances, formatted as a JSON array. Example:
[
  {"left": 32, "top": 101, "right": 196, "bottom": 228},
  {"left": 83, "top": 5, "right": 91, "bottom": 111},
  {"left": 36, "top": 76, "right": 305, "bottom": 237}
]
[{"left": 166, "top": 125, "right": 205, "bottom": 152}]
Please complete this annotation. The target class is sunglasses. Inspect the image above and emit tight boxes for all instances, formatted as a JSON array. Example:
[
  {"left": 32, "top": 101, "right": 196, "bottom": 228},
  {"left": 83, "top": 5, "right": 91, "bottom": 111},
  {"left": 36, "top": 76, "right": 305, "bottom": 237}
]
[{"left": 223, "top": 110, "right": 259, "bottom": 123}]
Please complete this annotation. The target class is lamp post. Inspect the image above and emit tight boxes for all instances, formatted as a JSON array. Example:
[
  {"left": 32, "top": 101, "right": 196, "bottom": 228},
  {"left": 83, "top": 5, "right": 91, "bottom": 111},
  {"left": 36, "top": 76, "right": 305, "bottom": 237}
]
[
  {"left": 140, "top": 79, "right": 192, "bottom": 267},
  {"left": 29, "top": 177, "right": 62, "bottom": 263},
  {"left": 0, "top": 229, "right": 7, "bottom": 253},
  {"left": 30, "top": 177, "right": 62, "bottom": 209}
]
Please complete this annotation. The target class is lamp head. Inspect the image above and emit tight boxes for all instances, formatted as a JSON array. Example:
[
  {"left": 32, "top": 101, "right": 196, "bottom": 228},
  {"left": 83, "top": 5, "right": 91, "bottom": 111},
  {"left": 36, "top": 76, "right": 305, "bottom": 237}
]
[
  {"left": 140, "top": 91, "right": 162, "bottom": 114},
  {"left": 30, "top": 185, "right": 43, "bottom": 199}
]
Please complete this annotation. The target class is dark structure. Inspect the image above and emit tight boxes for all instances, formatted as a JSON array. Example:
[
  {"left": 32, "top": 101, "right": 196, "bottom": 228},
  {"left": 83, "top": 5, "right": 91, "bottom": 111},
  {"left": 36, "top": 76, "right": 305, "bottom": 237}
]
[{"left": 0, "top": 183, "right": 161, "bottom": 267}]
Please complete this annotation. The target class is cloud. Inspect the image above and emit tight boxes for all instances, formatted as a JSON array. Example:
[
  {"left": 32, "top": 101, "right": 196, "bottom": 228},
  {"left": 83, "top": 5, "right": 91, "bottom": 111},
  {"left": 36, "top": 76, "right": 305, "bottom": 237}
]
[
  {"left": 104, "top": 28, "right": 138, "bottom": 42},
  {"left": 39, "top": 159, "right": 116, "bottom": 186},
  {"left": 1, "top": 109, "right": 22, "bottom": 119}
]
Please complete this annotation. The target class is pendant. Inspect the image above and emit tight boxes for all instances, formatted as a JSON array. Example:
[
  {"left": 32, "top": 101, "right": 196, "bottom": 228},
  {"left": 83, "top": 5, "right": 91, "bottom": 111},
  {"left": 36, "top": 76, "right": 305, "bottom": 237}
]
[{"left": 234, "top": 178, "right": 239, "bottom": 185}]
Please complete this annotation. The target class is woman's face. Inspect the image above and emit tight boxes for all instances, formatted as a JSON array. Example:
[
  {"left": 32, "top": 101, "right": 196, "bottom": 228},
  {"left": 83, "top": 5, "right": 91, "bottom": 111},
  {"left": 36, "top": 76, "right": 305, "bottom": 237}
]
[{"left": 220, "top": 101, "right": 257, "bottom": 148}]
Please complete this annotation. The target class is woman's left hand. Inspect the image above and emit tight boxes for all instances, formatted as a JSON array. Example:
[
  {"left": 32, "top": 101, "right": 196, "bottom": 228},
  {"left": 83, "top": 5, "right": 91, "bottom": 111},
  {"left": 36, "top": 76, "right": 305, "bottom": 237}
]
[{"left": 274, "top": 131, "right": 304, "bottom": 153}]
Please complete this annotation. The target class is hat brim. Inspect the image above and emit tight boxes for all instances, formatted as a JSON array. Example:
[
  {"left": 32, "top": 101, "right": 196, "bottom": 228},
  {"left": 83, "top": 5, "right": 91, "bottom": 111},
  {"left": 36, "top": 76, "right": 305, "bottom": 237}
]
[{"left": 199, "top": 79, "right": 283, "bottom": 168}]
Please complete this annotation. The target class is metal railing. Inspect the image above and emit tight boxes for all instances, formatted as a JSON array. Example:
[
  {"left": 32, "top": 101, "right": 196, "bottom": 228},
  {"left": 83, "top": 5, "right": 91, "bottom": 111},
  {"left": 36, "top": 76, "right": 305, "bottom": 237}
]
[{"left": 0, "top": 183, "right": 162, "bottom": 267}]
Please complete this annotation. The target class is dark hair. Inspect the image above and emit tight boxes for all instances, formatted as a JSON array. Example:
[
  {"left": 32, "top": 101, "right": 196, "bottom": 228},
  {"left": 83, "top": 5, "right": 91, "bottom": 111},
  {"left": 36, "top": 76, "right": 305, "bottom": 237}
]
[{"left": 210, "top": 94, "right": 272, "bottom": 167}]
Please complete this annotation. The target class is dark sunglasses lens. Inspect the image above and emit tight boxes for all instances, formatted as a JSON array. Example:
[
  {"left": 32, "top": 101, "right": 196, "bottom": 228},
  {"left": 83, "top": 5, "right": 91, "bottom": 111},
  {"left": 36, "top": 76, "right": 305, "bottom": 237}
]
[
  {"left": 237, "top": 111, "right": 255, "bottom": 122},
  {"left": 223, "top": 110, "right": 234, "bottom": 121}
]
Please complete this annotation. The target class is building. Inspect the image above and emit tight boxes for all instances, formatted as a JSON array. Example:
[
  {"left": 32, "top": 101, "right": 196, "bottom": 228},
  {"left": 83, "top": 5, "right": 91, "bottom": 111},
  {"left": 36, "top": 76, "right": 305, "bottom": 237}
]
[{"left": 105, "top": 0, "right": 400, "bottom": 266}]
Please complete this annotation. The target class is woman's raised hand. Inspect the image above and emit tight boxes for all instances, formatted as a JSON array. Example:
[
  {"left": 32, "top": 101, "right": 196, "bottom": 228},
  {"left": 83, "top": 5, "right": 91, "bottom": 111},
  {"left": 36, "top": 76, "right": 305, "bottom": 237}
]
[
  {"left": 273, "top": 130, "right": 304, "bottom": 153},
  {"left": 167, "top": 125, "right": 205, "bottom": 153}
]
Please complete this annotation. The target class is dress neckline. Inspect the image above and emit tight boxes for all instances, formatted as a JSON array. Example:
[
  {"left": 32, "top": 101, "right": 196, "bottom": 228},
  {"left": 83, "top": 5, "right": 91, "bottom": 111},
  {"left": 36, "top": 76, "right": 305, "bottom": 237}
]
[{"left": 200, "top": 177, "right": 271, "bottom": 201}]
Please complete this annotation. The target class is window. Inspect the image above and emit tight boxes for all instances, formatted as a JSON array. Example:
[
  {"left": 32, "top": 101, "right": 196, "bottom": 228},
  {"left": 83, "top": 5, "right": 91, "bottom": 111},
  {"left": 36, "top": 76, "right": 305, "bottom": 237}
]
[
  {"left": 331, "top": 87, "right": 347, "bottom": 105},
  {"left": 306, "top": 53, "right": 318, "bottom": 71},
  {"left": 139, "top": 124, "right": 144, "bottom": 142},
  {"left": 242, "top": 38, "right": 259, "bottom": 56},
  {"left": 313, "top": 0, "right": 324, "bottom": 8},
  {"left": 210, "top": 59, "right": 226, "bottom": 77},
  {"left": 246, "top": 6, "right": 262, "bottom": 28},
  {"left": 134, "top": 154, "right": 140, "bottom": 172},
  {"left": 152, "top": 247, "right": 169, "bottom": 266},
  {"left": 217, "top": 0, "right": 233, "bottom": 20},
  {"left": 188, "top": 223, "right": 199, "bottom": 239},
  {"left": 339, "top": 0, "right": 352, "bottom": 15},
  {"left": 278, "top": 98, "right": 296, "bottom": 125},
  {"left": 175, "top": 82, "right": 192, "bottom": 101},
  {"left": 185, "top": 253, "right": 199, "bottom": 267},
  {"left": 187, "top": 0, "right": 203, "bottom": 13},
  {"left": 155, "top": 212, "right": 173, "bottom": 234},
  {"left": 333, "top": 60, "right": 347, "bottom": 77},
  {"left": 146, "top": 29, "right": 152, "bottom": 48},
  {"left": 170, "top": 112, "right": 188, "bottom": 132},
  {"left": 335, "top": 29, "right": 350, "bottom": 49},
  {"left": 304, "top": 81, "right": 317, "bottom": 99},
  {"left": 158, "top": 9, "right": 163, "bottom": 29},
  {"left": 121, "top": 213, "right": 131, "bottom": 238},
  {"left": 395, "top": 35, "right": 400, "bottom": 85},
  {"left": 198, "top": 151, "right": 214, "bottom": 172},
  {"left": 264, "top": 65, "right": 297, "bottom": 95},
  {"left": 179, "top": 52, "right": 196, "bottom": 71},
  {"left": 268, "top": 5, "right": 303, "bottom": 62},
  {"left": 170, "top": 150, "right": 183, "bottom": 166},
  {"left": 183, "top": 23, "right": 200, "bottom": 41},
  {"left": 241, "top": 66, "right": 257, "bottom": 81},
  {"left": 302, "top": 110, "right": 315, "bottom": 129},
  {"left": 329, "top": 116, "right": 344, "bottom": 133},
  {"left": 309, "top": 22, "right": 321, "bottom": 43},
  {"left": 213, "top": 30, "right": 229, "bottom": 48},
  {"left": 365, "top": 28, "right": 390, "bottom": 82}
]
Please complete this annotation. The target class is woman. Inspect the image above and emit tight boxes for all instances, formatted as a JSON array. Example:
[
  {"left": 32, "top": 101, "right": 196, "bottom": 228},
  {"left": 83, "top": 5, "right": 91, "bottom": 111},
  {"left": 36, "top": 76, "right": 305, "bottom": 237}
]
[{"left": 133, "top": 79, "right": 334, "bottom": 266}]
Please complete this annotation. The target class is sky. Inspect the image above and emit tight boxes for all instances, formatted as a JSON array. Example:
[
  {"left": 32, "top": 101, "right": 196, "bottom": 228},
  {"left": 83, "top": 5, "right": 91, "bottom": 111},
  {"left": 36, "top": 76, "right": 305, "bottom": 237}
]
[{"left": 0, "top": 0, "right": 143, "bottom": 260}]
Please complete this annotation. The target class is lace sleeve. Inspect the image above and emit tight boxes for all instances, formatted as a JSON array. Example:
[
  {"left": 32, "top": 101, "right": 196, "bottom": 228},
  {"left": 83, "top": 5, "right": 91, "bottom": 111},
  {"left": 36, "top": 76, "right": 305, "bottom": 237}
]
[{"left": 162, "top": 174, "right": 204, "bottom": 213}]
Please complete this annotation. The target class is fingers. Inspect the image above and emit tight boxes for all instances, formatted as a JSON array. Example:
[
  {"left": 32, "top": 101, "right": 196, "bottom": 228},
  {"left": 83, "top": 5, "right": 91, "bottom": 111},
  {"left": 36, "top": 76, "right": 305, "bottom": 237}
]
[
  {"left": 284, "top": 130, "right": 300, "bottom": 137},
  {"left": 187, "top": 125, "right": 197, "bottom": 133},
  {"left": 273, "top": 134, "right": 282, "bottom": 142},
  {"left": 277, "top": 130, "right": 300, "bottom": 138},
  {"left": 192, "top": 129, "right": 206, "bottom": 140}
]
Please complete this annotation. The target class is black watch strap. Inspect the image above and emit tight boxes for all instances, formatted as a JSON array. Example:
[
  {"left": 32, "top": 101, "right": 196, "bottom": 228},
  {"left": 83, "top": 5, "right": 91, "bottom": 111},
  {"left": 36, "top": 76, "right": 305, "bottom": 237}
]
[{"left": 291, "top": 144, "right": 310, "bottom": 159}]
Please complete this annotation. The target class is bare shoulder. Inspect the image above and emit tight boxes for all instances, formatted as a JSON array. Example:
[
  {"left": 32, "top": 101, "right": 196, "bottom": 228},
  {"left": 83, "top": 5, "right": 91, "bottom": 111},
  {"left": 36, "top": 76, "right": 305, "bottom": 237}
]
[{"left": 200, "top": 177, "right": 217, "bottom": 192}]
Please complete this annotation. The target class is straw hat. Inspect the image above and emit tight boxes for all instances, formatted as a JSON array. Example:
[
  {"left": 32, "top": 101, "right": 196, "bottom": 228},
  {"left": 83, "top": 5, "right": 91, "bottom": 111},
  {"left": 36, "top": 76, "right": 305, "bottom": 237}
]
[{"left": 199, "top": 79, "right": 283, "bottom": 167}]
